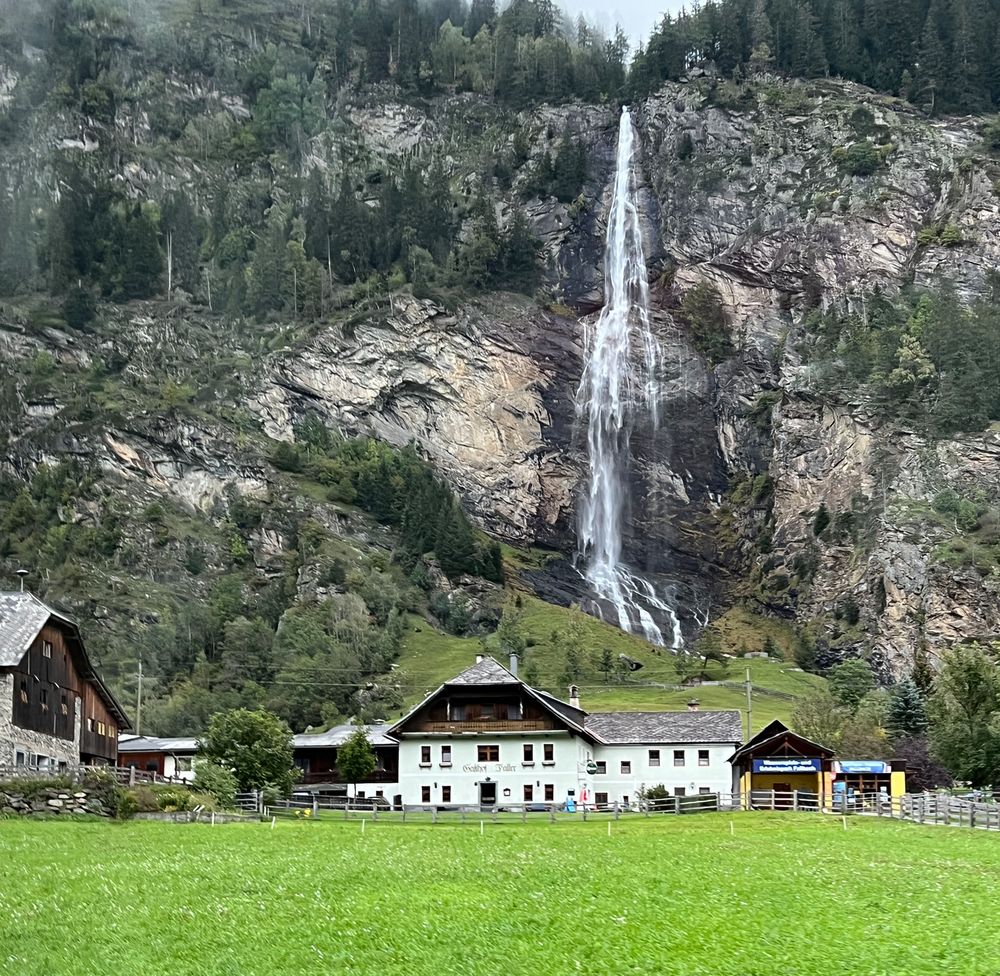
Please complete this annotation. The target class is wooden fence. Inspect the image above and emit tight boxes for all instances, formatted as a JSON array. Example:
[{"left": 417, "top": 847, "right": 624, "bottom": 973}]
[{"left": 0, "top": 763, "right": 189, "bottom": 787}]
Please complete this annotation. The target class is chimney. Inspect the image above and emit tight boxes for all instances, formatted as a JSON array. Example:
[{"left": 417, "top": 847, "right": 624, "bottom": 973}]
[
  {"left": 15, "top": 569, "right": 29, "bottom": 593},
  {"left": 687, "top": 699, "right": 700, "bottom": 712},
  {"left": 509, "top": 652, "right": 519, "bottom": 678},
  {"left": 475, "top": 654, "right": 484, "bottom": 664},
  {"left": 569, "top": 684, "right": 580, "bottom": 709}
]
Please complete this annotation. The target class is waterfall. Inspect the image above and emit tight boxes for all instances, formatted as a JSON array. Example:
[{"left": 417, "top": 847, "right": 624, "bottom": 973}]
[{"left": 575, "top": 107, "right": 683, "bottom": 650}]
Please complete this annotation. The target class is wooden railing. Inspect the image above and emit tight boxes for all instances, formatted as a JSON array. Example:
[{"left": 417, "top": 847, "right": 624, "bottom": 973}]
[
  {"left": 296, "top": 769, "right": 398, "bottom": 785},
  {"left": 415, "top": 720, "right": 557, "bottom": 733},
  {"left": 0, "top": 764, "right": 189, "bottom": 786}
]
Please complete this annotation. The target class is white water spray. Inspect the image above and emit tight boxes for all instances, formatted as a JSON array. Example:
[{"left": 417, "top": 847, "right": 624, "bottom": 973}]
[{"left": 575, "top": 107, "right": 682, "bottom": 649}]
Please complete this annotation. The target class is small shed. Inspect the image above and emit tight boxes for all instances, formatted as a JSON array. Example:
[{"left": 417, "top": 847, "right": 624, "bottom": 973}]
[{"left": 728, "top": 720, "right": 835, "bottom": 807}]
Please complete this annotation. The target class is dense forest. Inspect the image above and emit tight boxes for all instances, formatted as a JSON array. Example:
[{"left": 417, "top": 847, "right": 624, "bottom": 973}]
[{"left": 631, "top": 0, "right": 1000, "bottom": 114}]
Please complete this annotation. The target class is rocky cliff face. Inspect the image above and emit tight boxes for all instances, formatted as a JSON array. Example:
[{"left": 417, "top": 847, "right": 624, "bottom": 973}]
[{"left": 2, "top": 57, "right": 998, "bottom": 677}]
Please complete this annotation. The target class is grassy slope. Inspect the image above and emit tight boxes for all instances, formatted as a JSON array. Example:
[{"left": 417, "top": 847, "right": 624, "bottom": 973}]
[
  {"left": 395, "top": 595, "right": 826, "bottom": 732},
  {"left": 1, "top": 817, "right": 996, "bottom": 975}
]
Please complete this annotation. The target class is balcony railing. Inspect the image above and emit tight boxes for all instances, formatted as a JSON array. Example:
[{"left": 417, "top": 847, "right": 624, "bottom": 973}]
[{"left": 415, "top": 720, "right": 556, "bottom": 733}]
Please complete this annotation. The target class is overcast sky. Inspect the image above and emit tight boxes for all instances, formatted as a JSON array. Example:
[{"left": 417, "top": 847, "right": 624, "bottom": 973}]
[{"left": 560, "top": 1, "right": 688, "bottom": 50}]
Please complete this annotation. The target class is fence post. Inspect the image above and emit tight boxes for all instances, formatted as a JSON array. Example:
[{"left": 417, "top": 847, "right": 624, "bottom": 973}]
[
  {"left": 582, "top": 803, "right": 587, "bottom": 822},
  {"left": 550, "top": 804, "right": 556, "bottom": 823},
  {"left": 522, "top": 805, "right": 527, "bottom": 824},
  {"left": 401, "top": 804, "right": 406, "bottom": 823},
  {"left": 675, "top": 796, "right": 680, "bottom": 816},
  {"left": 432, "top": 806, "right": 438, "bottom": 825},
  {"left": 312, "top": 797, "right": 318, "bottom": 819},
  {"left": 614, "top": 802, "right": 620, "bottom": 821},
  {"left": 793, "top": 791, "right": 799, "bottom": 812},
  {"left": 129, "top": 766, "right": 136, "bottom": 787}
]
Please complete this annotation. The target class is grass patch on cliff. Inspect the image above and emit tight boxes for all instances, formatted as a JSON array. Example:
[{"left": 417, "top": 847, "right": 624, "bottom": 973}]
[
  {"left": 397, "top": 598, "right": 826, "bottom": 731},
  {"left": 2, "top": 816, "right": 997, "bottom": 976}
]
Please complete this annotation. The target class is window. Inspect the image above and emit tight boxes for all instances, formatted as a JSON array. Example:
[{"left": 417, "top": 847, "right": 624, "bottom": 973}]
[
  {"left": 19, "top": 680, "right": 27, "bottom": 704},
  {"left": 543, "top": 743, "right": 554, "bottom": 763},
  {"left": 673, "top": 750, "right": 686, "bottom": 767},
  {"left": 440, "top": 745, "right": 452, "bottom": 765},
  {"left": 87, "top": 717, "right": 95, "bottom": 733},
  {"left": 698, "top": 750, "right": 710, "bottom": 767},
  {"left": 420, "top": 746, "right": 431, "bottom": 766},
  {"left": 595, "top": 792, "right": 608, "bottom": 807},
  {"left": 544, "top": 784, "right": 554, "bottom": 802},
  {"left": 622, "top": 795, "right": 629, "bottom": 807},
  {"left": 97, "top": 721, "right": 106, "bottom": 736},
  {"left": 649, "top": 749, "right": 660, "bottom": 766},
  {"left": 441, "top": 786, "right": 451, "bottom": 802},
  {"left": 42, "top": 641, "right": 52, "bottom": 659},
  {"left": 523, "top": 785, "right": 533, "bottom": 801},
  {"left": 675, "top": 787, "right": 686, "bottom": 797},
  {"left": 176, "top": 757, "right": 194, "bottom": 773},
  {"left": 375, "top": 791, "right": 383, "bottom": 798},
  {"left": 15, "top": 751, "right": 24, "bottom": 767},
  {"left": 595, "top": 761, "right": 607, "bottom": 774},
  {"left": 522, "top": 744, "right": 534, "bottom": 763},
  {"left": 60, "top": 695, "right": 68, "bottom": 716},
  {"left": 478, "top": 745, "right": 499, "bottom": 762},
  {"left": 699, "top": 787, "right": 711, "bottom": 795},
  {"left": 620, "top": 760, "right": 631, "bottom": 774},
  {"left": 421, "top": 786, "right": 431, "bottom": 803},
  {"left": 40, "top": 689, "right": 48, "bottom": 713}
]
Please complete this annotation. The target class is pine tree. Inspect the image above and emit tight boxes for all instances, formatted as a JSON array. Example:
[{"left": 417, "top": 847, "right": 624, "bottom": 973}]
[
  {"left": 436, "top": 499, "right": 476, "bottom": 579},
  {"left": 598, "top": 647, "right": 614, "bottom": 683},
  {"left": 886, "top": 679, "right": 929, "bottom": 739}
]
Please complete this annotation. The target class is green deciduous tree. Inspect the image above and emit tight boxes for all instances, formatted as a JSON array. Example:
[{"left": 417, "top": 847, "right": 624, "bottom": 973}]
[
  {"left": 929, "top": 642, "right": 1000, "bottom": 787},
  {"left": 828, "top": 659, "right": 876, "bottom": 713},
  {"left": 200, "top": 708, "right": 296, "bottom": 795},
  {"left": 337, "top": 727, "right": 377, "bottom": 796}
]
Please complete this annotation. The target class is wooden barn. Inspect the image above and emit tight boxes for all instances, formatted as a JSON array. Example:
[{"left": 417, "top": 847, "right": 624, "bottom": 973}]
[{"left": 0, "top": 591, "right": 131, "bottom": 769}]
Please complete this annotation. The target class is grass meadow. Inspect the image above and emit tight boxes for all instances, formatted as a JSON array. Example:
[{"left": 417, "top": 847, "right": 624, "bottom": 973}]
[{"left": 1, "top": 815, "right": 998, "bottom": 975}]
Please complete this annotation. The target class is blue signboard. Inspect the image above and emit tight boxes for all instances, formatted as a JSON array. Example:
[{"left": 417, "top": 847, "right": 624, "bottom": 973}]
[
  {"left": 752, "top": 758, "right": 821, "bottom": 774},
  {"left": 837, "top": 761, "right": 889, "bottom": 774}
]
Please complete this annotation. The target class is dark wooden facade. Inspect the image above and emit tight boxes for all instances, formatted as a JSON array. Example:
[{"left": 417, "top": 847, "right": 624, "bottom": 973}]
[
  {"left": 9, "top": 621, "right": 122, "bottom": 764},
  {"left": 403, "top": 691, "right": 563, "bottom": 735},
  {"left": 295, "top": 745, "right": 399, "bottom": 785}
]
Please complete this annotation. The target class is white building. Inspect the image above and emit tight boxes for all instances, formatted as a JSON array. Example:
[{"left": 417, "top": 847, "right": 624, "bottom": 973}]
[{"left": 386, "top": 656, "right": 742, "bottom": 809}]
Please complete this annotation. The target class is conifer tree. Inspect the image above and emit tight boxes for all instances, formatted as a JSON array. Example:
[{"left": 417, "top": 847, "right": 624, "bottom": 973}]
[{"left": 886, "top": 678, "right": 929, "bottom": 739}]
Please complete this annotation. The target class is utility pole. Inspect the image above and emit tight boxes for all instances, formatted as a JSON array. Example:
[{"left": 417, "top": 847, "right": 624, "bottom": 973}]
[
  {"left": 136, "top": 658, "right": 143, "bottom": 736},
  {"left": 745, "top": 666, "right": 753, "bottom": 740}
]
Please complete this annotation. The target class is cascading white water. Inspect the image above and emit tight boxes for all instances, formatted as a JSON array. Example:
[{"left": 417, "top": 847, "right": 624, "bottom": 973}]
[{"left": 575, "top": 107, "right": 683, "bottom": 650}]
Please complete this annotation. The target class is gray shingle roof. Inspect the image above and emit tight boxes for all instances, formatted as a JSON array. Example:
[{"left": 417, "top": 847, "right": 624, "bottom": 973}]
[
  {"left": 585, "top": 710, "right": 743, "bottom": 745},
  {"left": 0, "top": 592, "right": 59, "bottom": 667},
  {"left": 445, "top": 656, "right": 520, "bottom": 686},
  {"left": 293, "top": 723, "right": 395, "bottom": 748},
  {"left": 117, "top": 736, "right": 200, "bottom": 753}
]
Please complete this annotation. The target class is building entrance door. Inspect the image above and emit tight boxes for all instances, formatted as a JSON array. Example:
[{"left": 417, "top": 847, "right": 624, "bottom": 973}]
[{"left": 479, "top": 781, "right": 497, "bottom": 809}]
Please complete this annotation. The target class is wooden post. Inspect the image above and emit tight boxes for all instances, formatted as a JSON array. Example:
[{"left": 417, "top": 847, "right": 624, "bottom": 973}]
[
  {"left": 432, "top": 806, "right": 438, "bottom": 824},
  {"left": 793, "top": 791, "right": 799, "bottom": 812},
  {"left": 521, "top": 805, "right": 526, "bottom": 824},
  {"left": 401, "top": 804, "right": 406, "bottom": 823},
  {"left": 614, "top": 802, "right": 620, "bottom": 821},
  {"left": 312, "top": 797, "right": 318, "bottom": 818},
  {"left": 675, "top": 796, "right": 680, "bottom": 816},
  {"left": 550, "top": 804, "right": 556, "bottom": 823}
]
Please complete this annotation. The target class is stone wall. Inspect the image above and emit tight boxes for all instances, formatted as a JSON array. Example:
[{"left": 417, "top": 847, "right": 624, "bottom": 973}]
[
  {"left": 0, "top": 674, "right": 81, "bottom": 768},
  {"left": 0, "top": 785, "right": 111, "bottom": 817}
]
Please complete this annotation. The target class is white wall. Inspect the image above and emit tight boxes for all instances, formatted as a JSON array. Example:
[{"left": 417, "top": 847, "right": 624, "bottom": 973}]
[
  {"left": 397, "top": 733, "right": 592, "bottom": 807},
  {"left": 591, "top": 743, "right": 737, "bottom": 805}
]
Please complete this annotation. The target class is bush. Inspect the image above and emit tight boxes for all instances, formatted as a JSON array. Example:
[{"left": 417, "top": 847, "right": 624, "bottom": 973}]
[
  {"left": 676, "top": 282, "right": 734, "bottom": 365},
  {"left": 193, "top": 762, "right": 237, "bottom": 808}
]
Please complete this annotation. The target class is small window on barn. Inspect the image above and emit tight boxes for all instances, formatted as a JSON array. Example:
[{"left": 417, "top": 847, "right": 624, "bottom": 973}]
[
  {"left": 19, "top": 680, "right": 28, "bottom": 704},
  {"left": 40, "top": 689, "right": 48, "bottom": 712},
  {"left": 87, "top": 717, "right": 95, "bottom": 733},
  {"left": 61, "top": 695, "right": 68, "bottom": 716},
  {"left": 15, "top": 751, "right": 25, "bottom": 767},
  {"left": 42, "top": 641, "right": 52, "bottom": 658}
]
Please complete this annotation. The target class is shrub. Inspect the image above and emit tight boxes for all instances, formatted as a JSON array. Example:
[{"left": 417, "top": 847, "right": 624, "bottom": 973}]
[
  {"left": 676, "top": 282, "right": 733, "bottom": 365},
  {"left": 193, "top": 762, "right": 237, "bottom": 808}
]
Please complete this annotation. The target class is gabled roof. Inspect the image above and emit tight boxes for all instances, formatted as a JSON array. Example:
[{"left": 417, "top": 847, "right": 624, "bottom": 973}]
[
  {"left": 386, "top": 656, "right": 596, "bottom": 741},
  {"left": 0, "top": 591, "right": 132, "bottom": 730},
  {"left": 445, "top": 657, "right": 521, "bottom": 686},
  {"left": 728, "top": 719, "right": 834, "bottom": 764},
  {"left": 586, "top": 710, "right": 743, "bottom": 745},
  {"left": 0, "top": 592, "right": 61, "bottom": 667}
]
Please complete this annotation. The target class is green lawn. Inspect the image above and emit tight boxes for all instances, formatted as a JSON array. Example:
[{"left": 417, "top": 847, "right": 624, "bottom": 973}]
[
  {"left": 395, "top": 598, "right": 825, "bottom": 731},
  {"left": 1, "top": 816, "right": 998, "bottom": 975}
]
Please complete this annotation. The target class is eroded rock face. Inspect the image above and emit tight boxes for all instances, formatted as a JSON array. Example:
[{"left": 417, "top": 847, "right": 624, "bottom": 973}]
[{"left": 252, "top": 295, "right": 582, "bottom": 545}]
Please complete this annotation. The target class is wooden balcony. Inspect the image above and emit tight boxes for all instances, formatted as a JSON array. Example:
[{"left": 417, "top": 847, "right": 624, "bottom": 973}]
[
  {"left": 296, "top": 768, "right": 398, "bottom": 785},
  {"left": 415, "top": 720, "right": 557, "bottom": 733}
]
